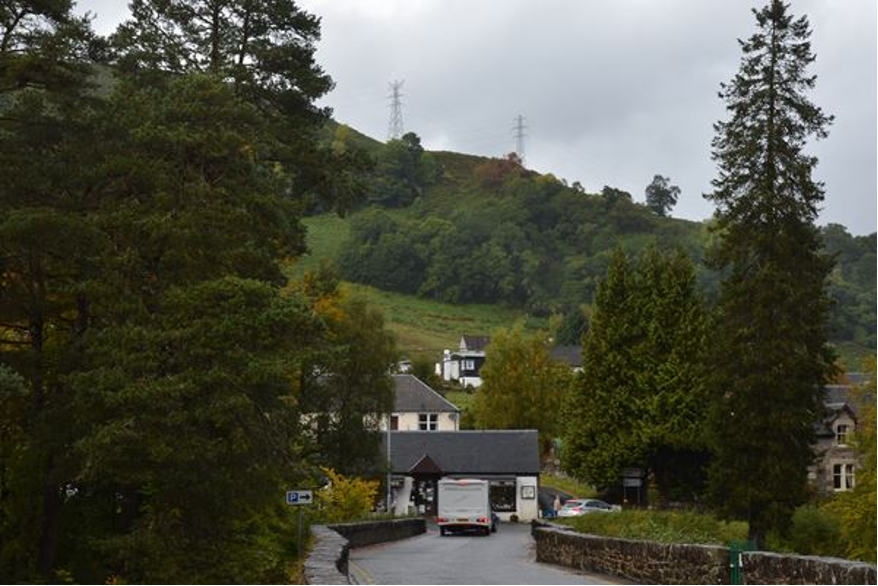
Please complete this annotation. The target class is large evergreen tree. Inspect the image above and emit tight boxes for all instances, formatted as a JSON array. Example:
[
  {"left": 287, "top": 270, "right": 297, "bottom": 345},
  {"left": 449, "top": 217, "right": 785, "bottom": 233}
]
[
  {"left": 0, "top": 4, "right": 104, "bottom": 578},
  {"left": 0, "top": 1, "right": 387, "bottom": 581},
  {"left": 112, "top": 0, "right": 369, "bottom": 214},
  {"left": 563, "top": 248, "right": 708, "bottom": 498},
  {"left": 704, "top": 0, "right": 835, "bottom": 544}
]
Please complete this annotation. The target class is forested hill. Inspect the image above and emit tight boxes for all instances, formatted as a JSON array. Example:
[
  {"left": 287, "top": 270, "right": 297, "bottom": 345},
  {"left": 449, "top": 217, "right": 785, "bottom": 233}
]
[{"left": 309, "top": 125, "right": 876, "bottom": 367}]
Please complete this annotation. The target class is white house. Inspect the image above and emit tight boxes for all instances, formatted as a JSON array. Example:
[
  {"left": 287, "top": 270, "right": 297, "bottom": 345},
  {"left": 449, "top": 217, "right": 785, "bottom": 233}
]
[
  {"left": 380, "top": 374, "right": 460, "bottom": 432},
  {"left": 436, "top": 335, "right": 490, "bottom": 388}
]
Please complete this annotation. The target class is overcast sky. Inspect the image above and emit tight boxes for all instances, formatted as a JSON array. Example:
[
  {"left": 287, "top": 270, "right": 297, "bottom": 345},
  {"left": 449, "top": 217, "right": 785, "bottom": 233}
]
[{"left": 79, "top": 0, "right": 876, "bottom": 234}]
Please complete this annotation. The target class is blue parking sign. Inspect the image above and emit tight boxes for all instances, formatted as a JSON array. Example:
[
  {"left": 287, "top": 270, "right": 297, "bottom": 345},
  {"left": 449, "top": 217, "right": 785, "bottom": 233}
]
[{"left": 286, "top": 490, "right": 313, "bottom": 505}]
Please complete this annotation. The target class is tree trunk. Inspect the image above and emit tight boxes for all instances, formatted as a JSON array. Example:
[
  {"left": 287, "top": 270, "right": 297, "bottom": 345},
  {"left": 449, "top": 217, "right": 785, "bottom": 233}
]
[{"left": 37, "top": 454, "right": 60, "bottom": 577}]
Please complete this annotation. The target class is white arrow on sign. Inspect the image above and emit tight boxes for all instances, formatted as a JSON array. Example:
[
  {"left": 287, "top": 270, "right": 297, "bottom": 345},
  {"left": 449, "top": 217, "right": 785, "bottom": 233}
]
[{"left": 286, "top": 490, "right": 313, "bottom": 505}]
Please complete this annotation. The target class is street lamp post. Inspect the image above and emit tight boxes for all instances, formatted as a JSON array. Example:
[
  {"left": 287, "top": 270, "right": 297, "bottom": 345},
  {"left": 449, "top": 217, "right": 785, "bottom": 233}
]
[{"left": 386, "top": 423, "right": 392, "bottom": 514}]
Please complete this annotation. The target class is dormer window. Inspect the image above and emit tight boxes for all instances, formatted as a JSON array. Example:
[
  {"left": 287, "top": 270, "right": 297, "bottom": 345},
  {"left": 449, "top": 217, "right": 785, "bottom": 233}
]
[{"left": 836, "top": 424, "right": 849, "bottom": 446}]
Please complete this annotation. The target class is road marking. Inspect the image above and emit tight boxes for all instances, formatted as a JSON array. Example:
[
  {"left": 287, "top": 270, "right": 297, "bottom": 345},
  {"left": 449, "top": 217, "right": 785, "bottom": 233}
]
[{"left": 348, "top": 559, "right": 375, "bottom": 585}]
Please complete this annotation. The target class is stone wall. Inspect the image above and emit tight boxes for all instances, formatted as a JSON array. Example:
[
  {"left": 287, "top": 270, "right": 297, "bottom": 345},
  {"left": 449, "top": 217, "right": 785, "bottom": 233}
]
[
  {"left": 304, "top": 518, "right": 426, "bottom": 585},
  {"left": 304, "top": 525, "right": 350, "bottom": 585},
  {"left": 532, "top": 521, "right": 728, "bottom": 584},
  {"left": 742, "top": 550, "right": 876, "bottom": 585},
  {"left": 531, "top": 521, "right": 877, "bottom": 585},
  {"left": 329, "top": 517, "right": 426, "bottom": 549}
]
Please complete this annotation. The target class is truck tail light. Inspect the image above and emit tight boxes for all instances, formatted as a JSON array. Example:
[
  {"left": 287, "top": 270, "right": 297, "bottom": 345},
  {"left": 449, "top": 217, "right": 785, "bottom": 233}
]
[
  {"left": 477, "top": 517, "right": 488, "bottom": 524},
  {"left": 437, "top": 517, "right": 447, "bottom": 523}
]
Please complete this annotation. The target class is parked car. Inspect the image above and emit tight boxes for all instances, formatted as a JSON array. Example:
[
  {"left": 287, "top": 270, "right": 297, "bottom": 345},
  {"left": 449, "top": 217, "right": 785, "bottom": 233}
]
[{"left": 557, "top": 498, "right": 615, "bottom": 517}]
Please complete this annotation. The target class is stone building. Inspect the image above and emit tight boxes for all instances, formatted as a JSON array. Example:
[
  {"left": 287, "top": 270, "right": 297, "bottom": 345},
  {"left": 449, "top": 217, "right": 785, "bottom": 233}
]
[{"left": 809, "top": 382, "right": 868, "bottom": 494}]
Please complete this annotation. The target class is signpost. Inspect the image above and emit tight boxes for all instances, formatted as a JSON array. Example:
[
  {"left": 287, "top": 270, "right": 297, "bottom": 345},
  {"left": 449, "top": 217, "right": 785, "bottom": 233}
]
[
  {"left": 621, "top": 468, "right": 645, "bottom": 506},
  {"left": 286, "top": 490, "right": 313, "bottom": 558},
  {"left": 286, "top": 490, "right": 313, "bottom": 505}
]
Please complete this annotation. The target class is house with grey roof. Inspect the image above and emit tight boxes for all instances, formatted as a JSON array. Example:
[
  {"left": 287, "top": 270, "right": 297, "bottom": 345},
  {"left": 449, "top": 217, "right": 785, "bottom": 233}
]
[
  {"left": 436, "top": 334, "right": 490, "bottom": 388},
  {"left": 809, "top": 382, "right": 871, "bottom": 494},
  {"left": 380, "top": 374, "right": 460, "bottom": 432},
  {"left": 381, "top": 430, "right": 540, "bottom": 521}
]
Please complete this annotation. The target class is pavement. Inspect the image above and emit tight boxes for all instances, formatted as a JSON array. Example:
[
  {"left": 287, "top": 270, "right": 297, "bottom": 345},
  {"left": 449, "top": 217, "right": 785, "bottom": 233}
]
[{"left": 349, "top": 522, "right": 626, "bottom": 585}]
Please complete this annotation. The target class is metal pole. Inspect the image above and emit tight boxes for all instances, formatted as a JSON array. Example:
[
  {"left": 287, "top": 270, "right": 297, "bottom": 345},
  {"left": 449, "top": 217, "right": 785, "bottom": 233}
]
[
  {"left": 386, "top": 425, "right": 392, "bottom": 514},
  {"left": 297, "top": 507, "right": 303, "bottom": 559}
]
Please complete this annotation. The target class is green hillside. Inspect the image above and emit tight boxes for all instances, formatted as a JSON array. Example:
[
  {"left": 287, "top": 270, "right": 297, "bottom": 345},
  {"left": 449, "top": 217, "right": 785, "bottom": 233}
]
[
  {"left": 286, "top": 215, "right": 544, "bottom": 358},
  {"left": 293, "top": 126, "right": 875, "bottom": 368}
]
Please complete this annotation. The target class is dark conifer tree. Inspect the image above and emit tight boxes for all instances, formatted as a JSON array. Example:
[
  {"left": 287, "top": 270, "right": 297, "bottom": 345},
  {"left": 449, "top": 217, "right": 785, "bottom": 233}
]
[{"left": 704, "top": 0, "right": 835, "bottom": 544}]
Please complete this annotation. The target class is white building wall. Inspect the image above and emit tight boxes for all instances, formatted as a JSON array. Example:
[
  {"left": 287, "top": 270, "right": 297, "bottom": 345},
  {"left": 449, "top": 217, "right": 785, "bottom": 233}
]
[
  {"left": 393, "top": 477, "right": 414, "bottom": 516},
  {"left": 515, "top": 476, "right": 539, "bottom": 522},
  {"left": 380, "top": 412, "right": 459, "bottom": 431}
]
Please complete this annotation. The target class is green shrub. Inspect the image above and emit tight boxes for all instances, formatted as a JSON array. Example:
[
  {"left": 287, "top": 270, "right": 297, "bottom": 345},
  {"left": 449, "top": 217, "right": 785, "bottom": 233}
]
[
  {"left": 316, "top": 468, "right": 380, "bottom": 523},
  {"left": 557, "top": 509, "right": 747, "bottom": 545},
  {"left": 767, "top": 504, "right": 846, "bottom": 558}
]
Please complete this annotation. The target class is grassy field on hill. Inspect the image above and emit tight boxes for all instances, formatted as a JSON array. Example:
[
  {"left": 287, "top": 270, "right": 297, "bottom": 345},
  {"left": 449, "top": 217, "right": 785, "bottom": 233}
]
[
  {"left": 287, "top": 215, "right": 545, "bottom": 359},
  {"left": 288, "top": 134, "right": 875, "bottom": 369}
]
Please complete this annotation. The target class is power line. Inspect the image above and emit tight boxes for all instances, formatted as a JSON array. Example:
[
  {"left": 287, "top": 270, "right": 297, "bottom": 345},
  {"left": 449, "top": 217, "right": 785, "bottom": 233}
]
[
  {"left": 387, "top": 80, "right": 405, "bottom": 140},
  {"left": 512, "top": 114, "right": 527, "bottom": 164}
]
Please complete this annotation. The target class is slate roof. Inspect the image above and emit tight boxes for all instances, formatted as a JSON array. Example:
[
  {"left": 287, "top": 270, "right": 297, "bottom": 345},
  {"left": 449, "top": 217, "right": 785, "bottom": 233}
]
[
  {"left": 549, "top": 345, "right": 583, "bottom": 368},
  {"left": 825, "top": 384, "right": 853, "bottom": 405},
  {"left": 393, "top": 374, "right": 459, "bottom": 413},
  {"left": 382, "top": 430, "right": 540, "bottom": 475},
  {"left": 814, "top": 382, "right": 873, "bottom": 436},
  {"left": 460, "top": 335, "right": 491, "bottom": 352},
  {"left": 842, "top": 372, "right": 868, "bottom": 386}
]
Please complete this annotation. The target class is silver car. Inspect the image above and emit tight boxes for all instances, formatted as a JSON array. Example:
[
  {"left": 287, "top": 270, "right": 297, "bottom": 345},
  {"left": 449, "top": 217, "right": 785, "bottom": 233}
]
[{"left": 557, "top": 498, "right": 614, "bottom": 517}]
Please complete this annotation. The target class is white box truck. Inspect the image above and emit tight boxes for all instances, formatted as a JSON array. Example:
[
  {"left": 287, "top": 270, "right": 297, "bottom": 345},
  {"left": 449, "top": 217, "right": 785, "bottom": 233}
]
[{"left": 436, "top": 478, "right": 496, "bottom": 536}]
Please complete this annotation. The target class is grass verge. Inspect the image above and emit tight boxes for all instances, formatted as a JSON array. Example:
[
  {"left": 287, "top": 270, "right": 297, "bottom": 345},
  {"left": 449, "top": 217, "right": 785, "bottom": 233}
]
[
  {"left": 555, "top": 509, "right": 748, "bottom": 546},
  {"left": 539, "top": 473, "right": 597, "bottom": 499}
]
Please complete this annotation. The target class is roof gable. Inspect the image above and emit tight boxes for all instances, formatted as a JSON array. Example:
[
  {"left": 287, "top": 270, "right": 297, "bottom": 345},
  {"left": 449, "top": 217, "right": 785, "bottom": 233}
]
[
  {"left": 409, "top": 454, "right": 443, "bottom": 475},
  {"left": 460, "top": 335, "right": 491, "bottom": 352},
  {"left": 393, "top": 374, "right": 459, "bottom": 413}
]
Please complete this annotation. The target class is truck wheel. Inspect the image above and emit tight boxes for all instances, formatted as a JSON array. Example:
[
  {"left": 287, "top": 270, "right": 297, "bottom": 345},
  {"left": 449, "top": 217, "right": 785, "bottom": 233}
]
[
  {"left": 484, "top": 527, "right": 491, "bottom": 536},
  {"left": 440, "top": 527, "right": 446, "bottom": 536}
]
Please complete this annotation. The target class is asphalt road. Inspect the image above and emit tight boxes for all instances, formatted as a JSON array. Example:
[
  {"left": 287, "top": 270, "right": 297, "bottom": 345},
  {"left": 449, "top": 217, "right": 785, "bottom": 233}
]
[{"left": 349, "top": 522, "right": 623, "bottom": 585}]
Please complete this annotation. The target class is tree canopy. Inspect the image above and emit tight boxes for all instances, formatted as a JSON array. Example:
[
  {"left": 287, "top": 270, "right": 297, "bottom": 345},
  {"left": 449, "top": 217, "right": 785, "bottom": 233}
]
[
  {"left": 644, "top": 174, "right": 680, "bottom": 217},
  {"left": 562, "top": 248, "right": 708, "bottom": 499},
  {"left": 0, "top": 2, "right": 394, "bottom": 582},
  {"left": 472, "top": 323, "right": 572, "bottom": 456}
]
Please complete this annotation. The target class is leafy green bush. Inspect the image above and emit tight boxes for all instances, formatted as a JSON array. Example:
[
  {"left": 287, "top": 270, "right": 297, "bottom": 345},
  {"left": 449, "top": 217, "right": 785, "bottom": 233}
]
[
  {"left": 765, "top": 504, "right": 845, "bottom": 558},
  {"left": 557, "top": 509, "right": 747, "bottom": 545},
  {"left": 316, "top": 468, "right": 380, "bottom": 523}
]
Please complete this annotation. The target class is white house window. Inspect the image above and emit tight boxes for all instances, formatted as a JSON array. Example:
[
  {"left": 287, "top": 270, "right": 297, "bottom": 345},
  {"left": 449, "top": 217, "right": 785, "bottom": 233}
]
[
  {"left": 419, "top": 413, "right": 438, "bottom": 431},
  {"left": 462, "top": 359, "right": 475, "bottom": 370},
  {"left": 836, "top": 424, "right": 849, "bottom": 446},
  {"left": 833, "top": 463, "right": 855, "bottom": 491}
]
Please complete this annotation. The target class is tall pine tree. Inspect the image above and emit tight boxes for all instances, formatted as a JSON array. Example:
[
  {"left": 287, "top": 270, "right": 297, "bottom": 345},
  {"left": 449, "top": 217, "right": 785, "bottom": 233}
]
[
  {"left": 0, "top": 4, "right": 104, "bottom": 578},
  {"left": 705, "top": 0, "right": 835, "bottom": 544}
]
